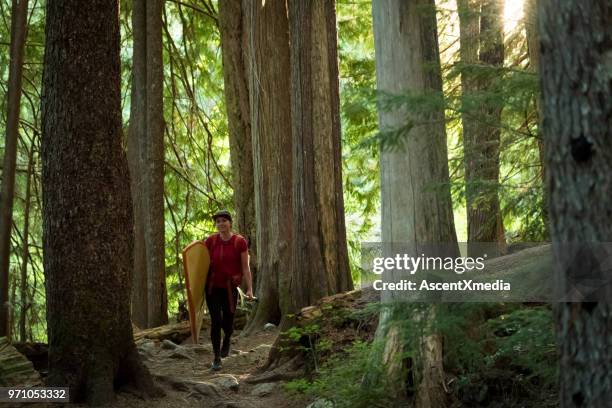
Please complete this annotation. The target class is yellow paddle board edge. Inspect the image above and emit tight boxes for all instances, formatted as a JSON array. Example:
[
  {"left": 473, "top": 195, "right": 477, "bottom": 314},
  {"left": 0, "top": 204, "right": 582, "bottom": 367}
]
[{"left": 182, "top": 240, "right": 210, "bottom": 344}]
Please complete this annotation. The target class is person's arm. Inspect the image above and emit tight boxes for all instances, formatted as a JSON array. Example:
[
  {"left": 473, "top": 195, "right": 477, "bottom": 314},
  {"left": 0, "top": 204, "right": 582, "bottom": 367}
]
[{"left": 241, "top": 250, "right": 253, "bottom": 298}]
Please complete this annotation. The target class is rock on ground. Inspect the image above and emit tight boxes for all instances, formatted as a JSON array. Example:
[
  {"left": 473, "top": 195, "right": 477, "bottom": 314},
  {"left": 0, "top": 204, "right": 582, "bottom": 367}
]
[
  {"left": 210, "top": 374, "right": 240, "bottom": 391},
  {"left": 263, "top": 323, "right": 276, "bottom": 331},
  {"left": 191, "top": 381, "right": 223, "bottom": 397},
  {"left": 161, "top": 339, "right": 180, "bottom": 350},
  {"left": 251, "top": 382, "right": 277, "bottom": 397},
  {"left": 169, "top": 348, "right": 193, "bottom": 360}
]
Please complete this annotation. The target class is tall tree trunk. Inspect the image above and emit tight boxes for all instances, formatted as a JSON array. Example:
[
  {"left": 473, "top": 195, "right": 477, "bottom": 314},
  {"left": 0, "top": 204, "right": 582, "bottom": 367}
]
[
  {"left": 457, "top": 0, "right": 482, "bottom": 244},
  {"left": 19, "top": 144, "right": 34, "bottom": 343},
  {"left": 144, "top": 0, "right": 167, "bottom": 328},
  {"left": 371, "top": 0, "right": 459, "bottom": 406},
  {"left": 524, "top": 0, "right": 549, "bottom": 238},
  {"left": 128, "top": 0, "right": 148, "bottom": 329},
  {"left": 41, "top": 0, "right": 164, "bottom": 403},
  {"left": 242, "top": 0, "right": 293, "bottom": 334},
  {"left": 0, "top": 0, "right": 29, "bottom": 338},
  {"left": 128, "top": 0, "right": 167, "bottom": 328},
  {"left": 478, "top": 0, "right": 505, "bottom": 247},
  {"left": 218, "top": 0, "right": 258, "bottom": 291},
  {"left": 288, "top": 0, "right": 352, "bottom": 312},
  {"left": 538, "top": 1, "right": 612, "bottom": 406},
  {"left": 461, "top": 0, "right": 506, "bottom": 256}
]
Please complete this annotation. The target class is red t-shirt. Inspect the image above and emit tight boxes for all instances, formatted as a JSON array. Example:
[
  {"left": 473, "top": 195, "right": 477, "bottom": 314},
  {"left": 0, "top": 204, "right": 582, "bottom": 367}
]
[{"left": 204, "top": 233, "right": 248, "bottom": 289}]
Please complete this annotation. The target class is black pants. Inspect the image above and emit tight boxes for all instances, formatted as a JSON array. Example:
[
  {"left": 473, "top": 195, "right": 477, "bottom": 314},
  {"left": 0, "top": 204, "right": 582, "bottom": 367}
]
[{"left": 205, "top": 286, "right": 238, "bottom": 357}]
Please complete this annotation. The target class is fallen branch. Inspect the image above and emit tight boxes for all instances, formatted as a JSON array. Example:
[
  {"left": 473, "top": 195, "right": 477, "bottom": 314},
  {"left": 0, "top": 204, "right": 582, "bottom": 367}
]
[{"left": 133, "top": 307, "right": 249, "bottom": 344}]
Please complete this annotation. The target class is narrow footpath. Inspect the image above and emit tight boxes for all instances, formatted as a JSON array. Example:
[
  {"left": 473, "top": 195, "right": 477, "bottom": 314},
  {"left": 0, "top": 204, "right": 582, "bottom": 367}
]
[{"left": 115, "top": 327, "right": 309, "bottom": 408}]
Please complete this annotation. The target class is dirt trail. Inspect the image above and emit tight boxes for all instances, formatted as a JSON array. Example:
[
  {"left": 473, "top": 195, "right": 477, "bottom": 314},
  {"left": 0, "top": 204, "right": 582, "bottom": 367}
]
[
  {"left": 20, "top": 289, "right": 378, "bottom": 408},
  {"left": 113, "top": 327, "right": 309, "bottom": 408}
]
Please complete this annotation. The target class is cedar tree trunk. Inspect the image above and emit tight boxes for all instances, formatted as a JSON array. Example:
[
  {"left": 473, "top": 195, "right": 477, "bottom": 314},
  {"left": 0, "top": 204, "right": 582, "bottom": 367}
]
[{"left": 372, "top": 0, "right": 459, "bottom": 406}]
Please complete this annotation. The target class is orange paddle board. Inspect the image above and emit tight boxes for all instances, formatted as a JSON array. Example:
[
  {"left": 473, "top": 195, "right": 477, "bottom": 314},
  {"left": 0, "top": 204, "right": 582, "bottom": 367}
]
[{"left": 182, "top": 240, "right": 210, "bottom": 344}]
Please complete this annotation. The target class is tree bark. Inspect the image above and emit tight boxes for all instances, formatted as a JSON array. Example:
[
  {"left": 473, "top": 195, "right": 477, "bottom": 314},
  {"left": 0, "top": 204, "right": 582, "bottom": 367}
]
[
  {"left": 372, "top": 0, "right": 459, "bottom": 406},
  {"left": 218, "top": 0, "right": 258, "bottom": 291},
  {"left": 41, "top": 0, "right": 164, "bottom": 403},
  {"left": 128, "top": 0, "right": 148, "bottom": 329},
  {"left": 128, "top": 0, "right": 168, "bottom": 328},
  {"left": 242, "top": 0, "right": 293, "bottom": 334},
  {"left": 457, "top": 0, "right": 482, "bottom": 244},
  {"left": 460, "top": 0, "right": 506, "bottom": 257},
  {"left": 538, "top": 0, "right": 612, "bottom": 406},
  {"left": 375, "top": 2, "right": 457, "bottom": 248},
  {"left": 144, "top": 0, "right": 167, "bottom": 329},
  {"left": 288, "top": 0, "right": 352, "bottom": 312},
  {"left": 0, "top": 0, "right": 29, "bottom": 338}
]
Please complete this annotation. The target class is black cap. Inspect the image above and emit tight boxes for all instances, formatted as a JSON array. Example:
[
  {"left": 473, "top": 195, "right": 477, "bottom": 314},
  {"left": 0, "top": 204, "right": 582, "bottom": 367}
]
[{"left": 212, "top": 210, "right": 232, "bottom": 223}]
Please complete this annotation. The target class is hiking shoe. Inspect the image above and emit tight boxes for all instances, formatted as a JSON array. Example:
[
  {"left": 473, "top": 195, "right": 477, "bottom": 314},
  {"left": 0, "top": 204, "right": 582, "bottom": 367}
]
[
  {"left": 220, "top": 340, "right": 230, "bottom": 358},
  {"left": 211, "top": 356, "right": 222, "bottom": 371}
]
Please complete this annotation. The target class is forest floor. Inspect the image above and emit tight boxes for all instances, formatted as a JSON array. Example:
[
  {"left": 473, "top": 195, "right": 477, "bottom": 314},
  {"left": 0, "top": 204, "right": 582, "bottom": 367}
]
[
  {"left": 117, "top": 327, "right": 309, "bottom": 408},
  {"left": 16, "top": 288, "right": 376, "bottom": 408},
  {"left": 16, "top": 327, "right": 310, "bottom": 408},
  {"left": 13, "top": 279, "right": 559, "bottom": 407}
]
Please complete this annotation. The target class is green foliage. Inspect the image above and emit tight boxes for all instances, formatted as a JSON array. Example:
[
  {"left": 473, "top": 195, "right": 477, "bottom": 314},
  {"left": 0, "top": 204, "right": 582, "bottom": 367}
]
[
  {"left": 123, "top": 1, "right": 231, "bottom": 319},
  {"left": 384, "top": 302, "right": 558, "bottom": 386},
  {"left": 337, "top": 0, "right": 381, "bottom": 278},
  {"left": 282, "top": 324, "right": 328, "bottom": 371},
  {"left": 285, "top": 340, "right": 394, "bottom": 408},
  {"left": 440, "top": 10, "right": 546, "bottom": 242},
  {"left": 1, "top": 0, "right": 47, "bottom": 342},
  {"left": 438, "top": 303, "right": 558, "bottom": 402},
  {"left": 284, "top": 301, "right": 557, "bottom": 407},
  {"left": 484, "top": 306, "right": 558, "bottom": 384}
]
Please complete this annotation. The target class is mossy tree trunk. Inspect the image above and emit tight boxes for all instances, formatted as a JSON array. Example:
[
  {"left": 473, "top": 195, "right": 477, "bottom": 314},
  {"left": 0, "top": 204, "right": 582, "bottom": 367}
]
[
  {"left": 539, "top": 0, "right": 612, "bottom": 406},
  {"left": 41, "top": 0, "right": 163, "bottom": 403}
]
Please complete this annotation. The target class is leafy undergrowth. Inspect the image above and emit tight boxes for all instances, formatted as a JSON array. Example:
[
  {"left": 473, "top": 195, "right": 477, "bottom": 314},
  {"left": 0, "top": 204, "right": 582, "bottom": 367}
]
[
  {"left": 283, "top": 298, "right": 558, "bottom": 408},
  {"left": 441, "top": 303, "right": 558, "bottom": 407},
  {"left": 283, "top": 294, "right": 392, "bottom": 407},
  {"left": 285, "top": 340, "right": 394, "bottom": 408}
]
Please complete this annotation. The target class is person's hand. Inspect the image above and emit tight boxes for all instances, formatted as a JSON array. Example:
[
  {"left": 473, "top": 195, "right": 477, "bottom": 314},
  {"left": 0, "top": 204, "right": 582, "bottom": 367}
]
[{"left": 245, "top": 288, "right": 254, "bottom": 299}]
